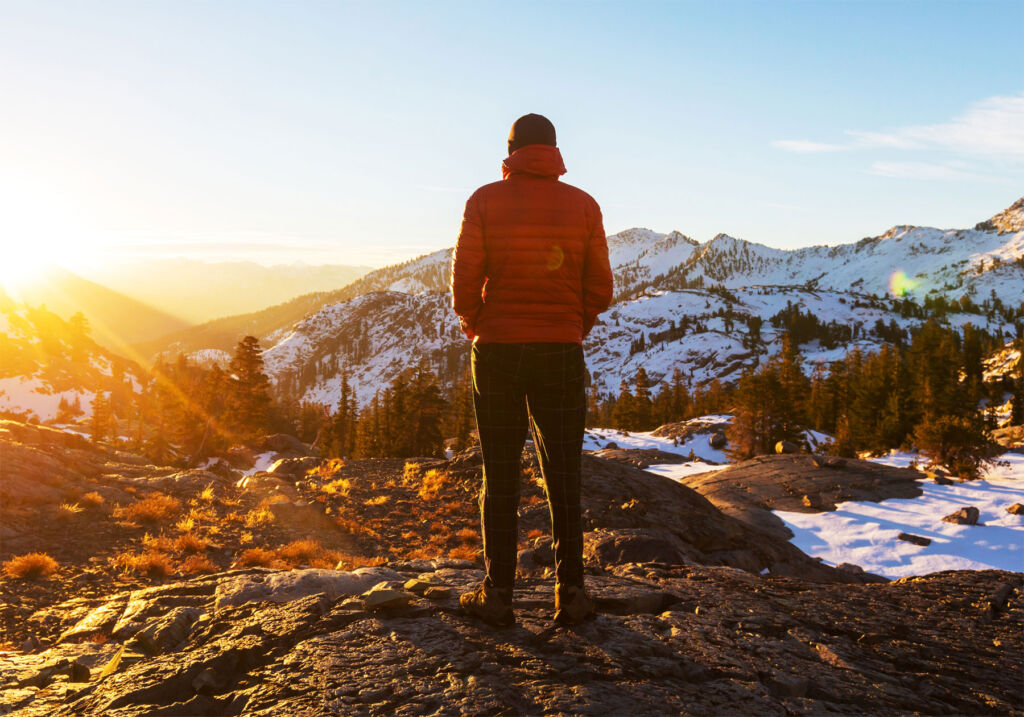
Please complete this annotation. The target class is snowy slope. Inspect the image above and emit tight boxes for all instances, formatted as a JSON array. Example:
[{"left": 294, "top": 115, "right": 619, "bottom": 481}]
[{"left": 775, "top": 452, "right": 1024, "bottom": 577}]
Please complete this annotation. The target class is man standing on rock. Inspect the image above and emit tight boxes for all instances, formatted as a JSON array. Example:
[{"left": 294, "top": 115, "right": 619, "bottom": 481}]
[{"left": 451, "top": 114, "right": 614, "bottom": 626}]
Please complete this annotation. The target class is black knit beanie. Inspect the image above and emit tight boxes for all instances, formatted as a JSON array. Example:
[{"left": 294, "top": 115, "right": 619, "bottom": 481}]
[{"left": 507, "top": 114, "right": 557, "bottom": 154}]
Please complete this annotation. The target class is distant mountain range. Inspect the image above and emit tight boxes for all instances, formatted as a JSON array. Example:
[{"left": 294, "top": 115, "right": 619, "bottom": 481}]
[
  {"left": 78, "top": 258, "right": 371, "bottom": 324},
  {"left": 156, "top": 197, "right": 1023, "bottom": 407}
]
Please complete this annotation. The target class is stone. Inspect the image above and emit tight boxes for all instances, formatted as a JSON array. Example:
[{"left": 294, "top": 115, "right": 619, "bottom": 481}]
[
  {"left": 1006, "top": 503, "right": 1024, "bottom": 515},
  {"left": 942, "top": 506, "right": 981, "bottom": 526},
  {"left": 235, "top": 472, "right": 296, "bottom": 497},
  {"left": 423, "top": 586, "right": 454, "bottom": 600},
  {"left": 897, "top": 532, "right": 931, "bottom": 547},
  {"left": 585, "top": 529, "right": 691, "bottom": 568},
  {"left": 775, "top": 441, "right": 799, "bottom": 454},
  {"left": 258, "top": 433, "right": 312, "bottom": 456},
  {"left": 403, "top": 577, "right": 443, "bottom": 594},
  {"left": 709, "top": 432, "right": 728, "bottom": 449},
  {"left": 69, "top": 659, "right": 90, "bottom": 683},
  {"left": 362, "top": 588, "right": 415, "bottom": 610},
  {"left": 603, "top": 441, "right": 619, "bottom": 450},
  {"left": 268, "top": 456, "right": 322, "bottom": 478},
  {"left": 810, "top": 454, "right": 845, "bottom": 469},
  {"left": 214, "top": 567, "right": 404, "bottom": 609}
]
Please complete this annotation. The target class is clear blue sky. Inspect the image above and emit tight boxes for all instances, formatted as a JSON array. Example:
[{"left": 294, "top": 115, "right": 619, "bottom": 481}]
[{"left": 0, "top": 0, "right": 1021, "bottom": 269}]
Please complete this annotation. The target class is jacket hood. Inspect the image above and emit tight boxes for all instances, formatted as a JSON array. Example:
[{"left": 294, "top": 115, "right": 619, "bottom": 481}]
[{"left": 501, "top": 144, "right": 567, "bottom": 180}]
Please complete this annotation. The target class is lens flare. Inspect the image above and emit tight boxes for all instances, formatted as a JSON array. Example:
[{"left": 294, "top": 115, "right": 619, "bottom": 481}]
[{"left": 888, "top": 270, "right": 918, "bottom": 298}]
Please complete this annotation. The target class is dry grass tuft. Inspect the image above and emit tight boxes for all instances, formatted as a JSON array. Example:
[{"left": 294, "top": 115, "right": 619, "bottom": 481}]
[
  {"left": 80, "top": 492, "right": 105, "bottom": 508},
  {"left": 180, "top": 555, "right": 217, "bottom": 574},
  {"left": 176, "top": 516, "right": 196, "bottom": 532},
  {"left": 322, "top": 477, "right": 352, "bottom": 497},
  {"left": 112, "top": 550, "right": 175, "bottom": 578},
  {"left": 114, "top": 493, "right": 181, "bottom": 524},
  {"left": 57, "top": 502, "right": 83, "bottom": 520},
  {"left": 2, "top": 553, "right": 59, "bottom": 580},
  {"left": 199, "top": 485, "right": 216, "bottom": 502},
  {"left": 417, "top": 469, "right": 447, "bottom": 501},
  {"left": 276, "top": 539, "right": 337, "bottom": 568},
  {"left": 333, "top": 553, "right": 386, "bottom": 570},
  {"left": 236, "top": 547, "right": 277, "bottom": 568},
  {"left": 448, "top": 545, "right": 479, "bottom": 562},
  {"left": 526, "top": 528, "right": 544, "bottom": 540},
  {"left": 456, "top": 527, "right": 479, "bottom": 544},
  {"left": 363, "top": 495, "right": 390, "bottom": 507},
  {"left": 244, "top": 507, "right": 275, "bottom": 528},
  {"left": 174, "top": 532, "right": 209, "bottom": 554},
  {"left": 525, "top": 494, "right": 545, "bottom": 506},
  {"left": 142, "top": 533, "right": 176, "bottom": 552}
]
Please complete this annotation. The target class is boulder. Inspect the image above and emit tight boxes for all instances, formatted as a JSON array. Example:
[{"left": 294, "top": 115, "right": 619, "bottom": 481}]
[
  {"left": 775, "top": 441, "right": 800, "bottom": 455},
  {"left": 235, "top": 472, "right": 296, "bottom": 497},
  {"left": 942, "top": 506, "right": 981, "bottom": 526},
  {"left": 259, "top": 434, "right": 313, "bottom": 457},
  {"left": 268, "top": 456, "right": 322, "bottom": 478},
  {"left": 1006, "top": 503, "right": 1024, "bottom": 515},
  {"left": 585, "top": 529, "right": 692, "bottom": 568},
  {"left": 709, "top": 432, "right": 728, "bottom": 449},
  {"left": 897, "top": 532, "right": 931, "bottom": 547}
]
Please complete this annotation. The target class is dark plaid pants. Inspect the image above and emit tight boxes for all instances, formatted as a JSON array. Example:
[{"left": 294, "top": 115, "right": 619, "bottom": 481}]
[{"left": 471, "top": 342, "right": 587, "bottom": 590}]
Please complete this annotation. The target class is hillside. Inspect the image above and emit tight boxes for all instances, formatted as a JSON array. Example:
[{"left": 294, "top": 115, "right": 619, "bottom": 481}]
[{"left": 12, "top": 268, "right": 191, "bottom": 353}]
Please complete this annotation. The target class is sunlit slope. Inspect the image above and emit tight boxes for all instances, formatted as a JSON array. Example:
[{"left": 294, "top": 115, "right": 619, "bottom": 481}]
[{"left": 12, "top": 268, "right": 192, "bottom": 355}]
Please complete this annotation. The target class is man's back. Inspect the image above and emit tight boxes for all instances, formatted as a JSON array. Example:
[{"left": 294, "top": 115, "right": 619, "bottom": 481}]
[{"left": 451, "top": 143, "right": 612, "bottom": 345}]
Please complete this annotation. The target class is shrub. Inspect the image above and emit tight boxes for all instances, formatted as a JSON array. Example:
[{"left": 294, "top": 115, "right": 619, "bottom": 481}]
[
  {"left": 114, "top": 493, "right": 181, "bottom": 524},
  {"left": 142, "top": 533, "right": 176, "bottom": 552},
  {"left": 2, "top": 553, "right": 58, "bottom": 579},
  {"left": 277, "top": 539, "right": 324, "bottom": 565},
  {"left": 914, "top": 414, "right": 993, "bottom": 480}
]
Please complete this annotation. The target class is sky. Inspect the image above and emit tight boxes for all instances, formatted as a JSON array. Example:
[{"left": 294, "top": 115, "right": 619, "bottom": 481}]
[{"left": 0, "top": 0, "right": 1021, "bottom": 271}]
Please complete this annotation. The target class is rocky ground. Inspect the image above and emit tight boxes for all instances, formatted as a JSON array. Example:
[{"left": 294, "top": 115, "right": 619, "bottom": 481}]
[{"left": 2, "top": 419, "right": 1023, "bottom": 715}]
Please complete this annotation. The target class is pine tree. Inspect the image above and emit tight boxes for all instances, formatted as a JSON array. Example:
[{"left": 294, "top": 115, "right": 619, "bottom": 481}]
[
  {"left": 1011, "top": 353, "right": 1024, "bottom": 426},
  {"left": 225, "top": 336, "right": 273, "bottom": 441},
  {"left": 633, "top": 368, "right": 654, "bottom": 430},
  {"left": 612, "top": 380, "right": 636, "bottom": 429},
  {"left": 90, "top": 391, "right": 114, "bottom": 443}
]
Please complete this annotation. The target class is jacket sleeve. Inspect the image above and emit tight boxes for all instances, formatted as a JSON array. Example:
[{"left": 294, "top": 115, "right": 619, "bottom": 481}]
[
  {"left": 451, "top": 190, "right": 486, "bottom": 339},
  {"left": 582, "top": 199, "right": 614, "bottom": 336}
]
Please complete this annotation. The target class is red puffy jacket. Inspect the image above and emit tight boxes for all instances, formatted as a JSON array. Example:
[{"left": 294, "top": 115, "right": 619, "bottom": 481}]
[{"left": 451, "top": 144, "right": 614, "bottom": 344}]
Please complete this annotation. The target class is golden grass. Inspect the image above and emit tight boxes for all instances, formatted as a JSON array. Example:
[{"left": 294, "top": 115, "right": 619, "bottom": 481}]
[
  {"left": 114, "top": 493, "right": 181, "bottom": 524},
  {"left": 57, "top": 502, "right": 83, "bottom": 519},
  {"left": 142, "top": 533, "right": 176, "bottom": 552},
  {"left": 2, "top": 553, "right": 58, "bottom": 579},
  {"left": 180, "top": 555, "right": 217, "bottom": 574},
  {"left": 526, "top": 528, "right": 544, "bottom": 540},
  {"left": 417, "top": 469, "right": 447, "bottom": 501},
  {"left": 363, "top": 495, "right": 390, "bottom": 507},
  {"left": 335, "top": 515, "right": 379, "bottom": 539},
  {"left": 199, "top": 485, "right": 216, "bottom": 502},
  {"left": 276, "top": 539, "right": 324, "bottom": 564},
  {"left": 236, "top": 547, "right": 277, "bottom": 568},
  {"left": 174, "top": 533, "right": 209, "bottom": 554},
  {"left": 112, "top": 550, "right": 175, "bottom": 578},
  {"left": 442, "top": 502, "right": 464, "bottom": 516},
  {"left": 333, "top": 553, "right": 387, "bottom": 570},
  {"left": 80, "top": 492, "right": 105, "bottom": 508},
  {"left": 525, "top": 494, "right": 545, "bottom": 506},
  {"left": 176, "top": 516, "right": 196, "bottom": 532},
  {"left": 244, "top": 507, "right": 275, "bottom": 528},
  {"left": 448, "top": 545, "right": 479, "bottom": 561},
  {"left": 240, "top": 531, "right": 254, "bottom": 545},
  {"left": 322, "top": 477, "right": 352, "bottom": 497},
  {"left": 456, "top": 527, "right": 478, "bottom": 544}
]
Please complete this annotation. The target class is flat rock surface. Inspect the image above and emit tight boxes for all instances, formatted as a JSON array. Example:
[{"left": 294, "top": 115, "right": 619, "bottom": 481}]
[
  {"left": 676, "top": 454, "right": 923, "bottom": 542},
  {"left": 0, "top": 565, "right": 1019, "bottom": 716}
]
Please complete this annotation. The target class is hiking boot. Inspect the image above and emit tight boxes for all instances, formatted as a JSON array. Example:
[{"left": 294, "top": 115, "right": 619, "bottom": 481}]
[
  {"left": 459, "top": 583, "right": 514, "bottom": 626},
  {"left": 554, "top": 584, "right": 596, "bottom": 625}
]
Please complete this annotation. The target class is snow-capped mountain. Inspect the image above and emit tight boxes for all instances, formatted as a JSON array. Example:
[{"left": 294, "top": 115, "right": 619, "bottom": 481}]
[{"left": 217, "top": 198, "right": 1022, "bottom": 407}]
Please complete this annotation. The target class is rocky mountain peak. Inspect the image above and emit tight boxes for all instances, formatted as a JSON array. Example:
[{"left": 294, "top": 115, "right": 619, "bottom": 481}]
[{"left": 976, "top": 196, "right": 1024, "bottom": 234}]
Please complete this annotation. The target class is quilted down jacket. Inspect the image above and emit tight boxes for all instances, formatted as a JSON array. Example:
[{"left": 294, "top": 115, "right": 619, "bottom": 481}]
[{"left": 451, "top": 144, "right": 614, "bottom": 344}]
